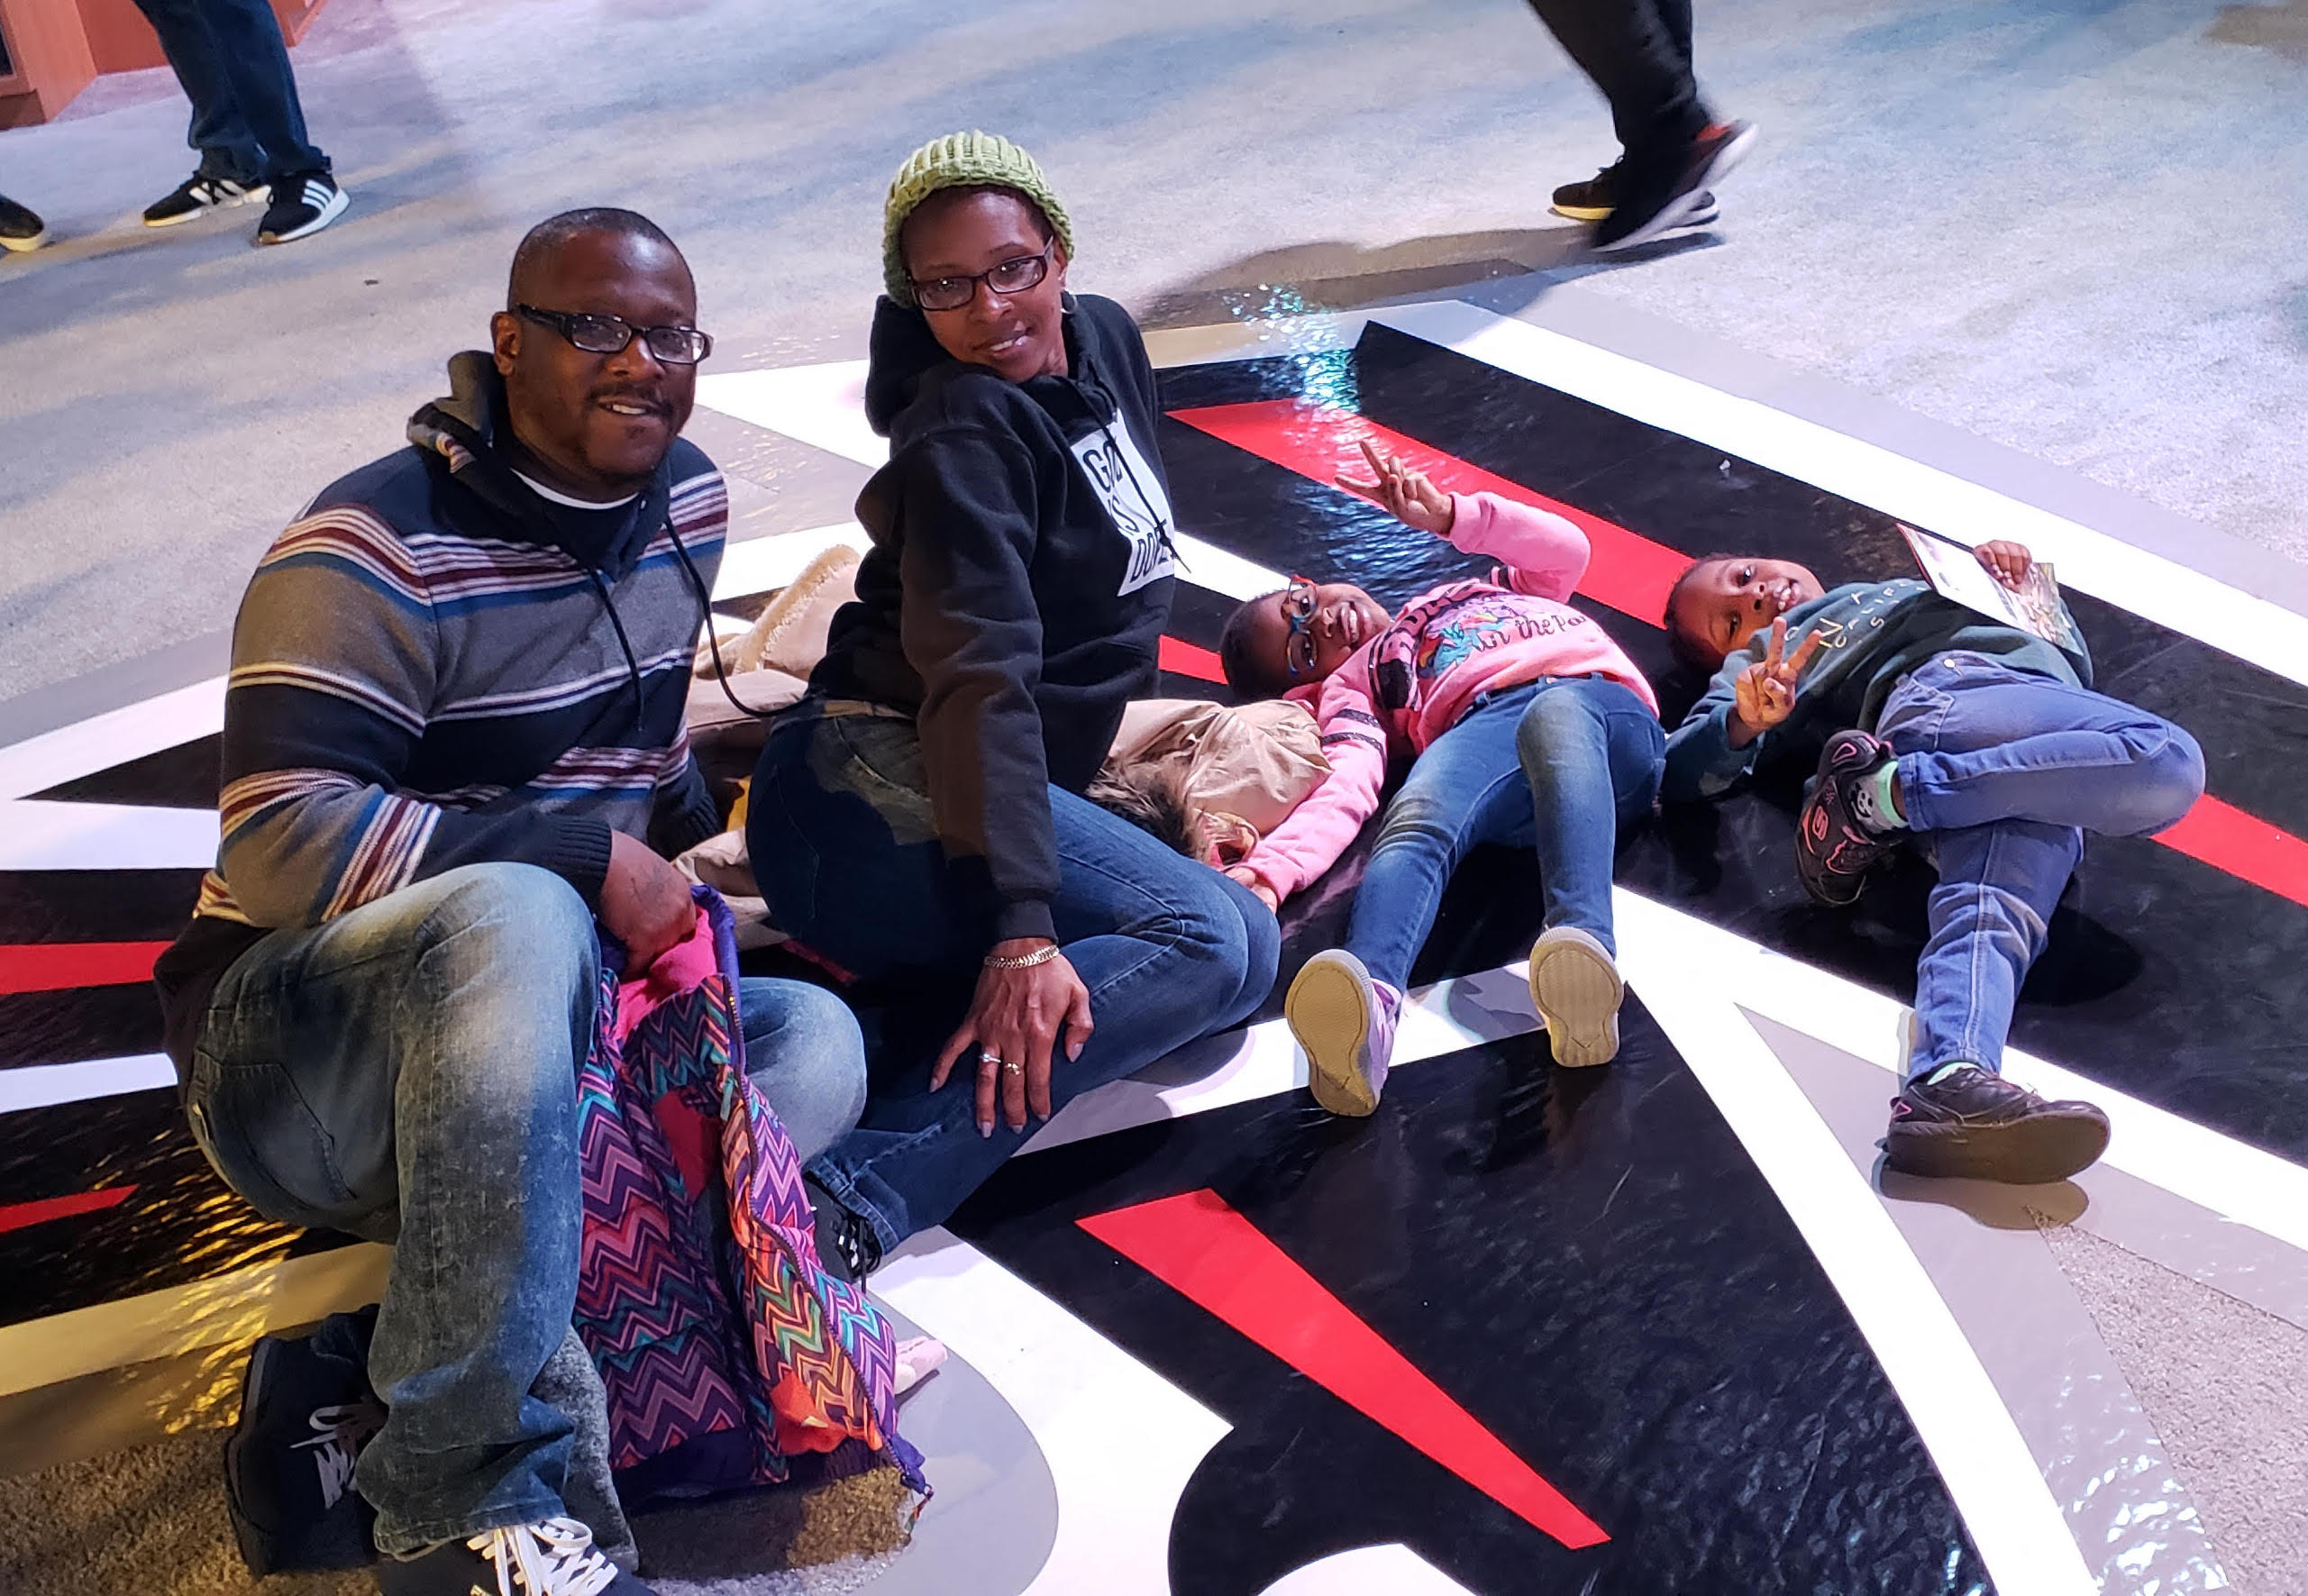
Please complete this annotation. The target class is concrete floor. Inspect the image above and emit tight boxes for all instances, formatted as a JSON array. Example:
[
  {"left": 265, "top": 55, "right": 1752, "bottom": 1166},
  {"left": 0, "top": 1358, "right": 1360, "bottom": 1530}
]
[{"left": 4, "top": 0, "right": 2308, "bottom": 707}]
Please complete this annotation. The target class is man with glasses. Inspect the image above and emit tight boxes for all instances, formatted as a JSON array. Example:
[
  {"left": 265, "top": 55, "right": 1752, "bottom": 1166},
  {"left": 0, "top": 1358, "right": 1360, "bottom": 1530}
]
[{"left": 153, "top": 209, "right": 867, "bottom": 1596}]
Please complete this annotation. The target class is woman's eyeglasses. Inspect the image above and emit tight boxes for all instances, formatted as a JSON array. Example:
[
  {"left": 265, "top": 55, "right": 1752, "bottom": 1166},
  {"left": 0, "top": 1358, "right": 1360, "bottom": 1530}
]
[
  {"left": 1282, "top": 576, "right": 1319, "bottom": 677},
  {"left": 516, "top": 305, "right": 714, "bottom": 365},
  {"left": 910, "top": 242, "right": 1056, "bottom": 314}
]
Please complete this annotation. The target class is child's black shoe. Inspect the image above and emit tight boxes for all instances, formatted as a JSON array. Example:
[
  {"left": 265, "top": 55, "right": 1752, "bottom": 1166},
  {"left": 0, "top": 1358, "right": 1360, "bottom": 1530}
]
[
  {"left": 1797, "top": 729, "right": 1899, "bottom": 906},
  {"left": 1883, "top": 1064, "right": 2111, "bottom": 1184}
]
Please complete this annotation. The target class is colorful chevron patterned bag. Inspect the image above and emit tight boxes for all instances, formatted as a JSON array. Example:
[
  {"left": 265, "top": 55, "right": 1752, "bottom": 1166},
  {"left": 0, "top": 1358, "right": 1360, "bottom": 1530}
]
[{"left": 573, "top": 886, "right": 926, "bottom": 1503}]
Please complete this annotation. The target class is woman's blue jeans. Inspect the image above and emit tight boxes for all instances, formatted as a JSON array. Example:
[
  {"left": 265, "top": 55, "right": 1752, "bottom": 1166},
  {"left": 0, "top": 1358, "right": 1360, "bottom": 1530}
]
[
  {"left": 1346, "top": 677, "right": 1665, "bottom": 992},
  {"left": 747, "top": 704, "right": 1281, "bottom": 1252}
]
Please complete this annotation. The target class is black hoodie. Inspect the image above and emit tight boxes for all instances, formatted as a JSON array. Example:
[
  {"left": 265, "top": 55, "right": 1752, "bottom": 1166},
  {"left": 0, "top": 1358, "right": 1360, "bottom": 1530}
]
[{"left": 811, "top": 293, "right": 1179, "bottom": 944}]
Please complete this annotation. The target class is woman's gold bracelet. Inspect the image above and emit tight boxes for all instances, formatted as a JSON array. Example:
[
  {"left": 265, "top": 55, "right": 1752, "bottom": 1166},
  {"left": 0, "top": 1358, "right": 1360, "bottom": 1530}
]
[{"left": 983, "top": 943, "right": 1063, "bottom": 971}]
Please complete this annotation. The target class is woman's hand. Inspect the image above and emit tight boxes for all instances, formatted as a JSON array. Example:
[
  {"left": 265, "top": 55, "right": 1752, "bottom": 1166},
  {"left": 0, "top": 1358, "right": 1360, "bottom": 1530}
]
[
  {"left": 1336, "top": 439, "right": 1455, "bottom": 537},
  {"left": 1728, "top": 618, "right": 1821, "bottom": 747},
  {"left": 932, "top": 939, "right": 1094, "bottom": 1135},
  {"left": 1225, "top": 864, "right": 1280, "bottom": 912},
  {"left": 1975, "top": 540, "right": 2036, "bottom": 590}
]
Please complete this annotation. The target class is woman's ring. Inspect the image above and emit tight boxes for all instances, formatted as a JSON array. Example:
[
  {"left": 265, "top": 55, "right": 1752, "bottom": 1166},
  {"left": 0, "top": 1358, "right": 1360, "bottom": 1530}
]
[
  {"left": 979, "top": 1049, "right": 1002, "bottom": 1069},
  {"left": 1003, "top": 1060, "right": 1023, "bottom": 1078}
]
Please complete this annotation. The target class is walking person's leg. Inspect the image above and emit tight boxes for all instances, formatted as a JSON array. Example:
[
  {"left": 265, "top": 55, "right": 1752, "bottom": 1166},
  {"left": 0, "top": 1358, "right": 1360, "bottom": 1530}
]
[
  {"left": 130, "top": 0, "right": 269, "bottom": 222},
  {"left": 186, "top": 864, "right": 625, "bottom": 1579},
  {"left": 1291, "top": 689, "right": 1541, "bottom": 1115},
  {"left": 1515, "top": 676, "right": 1665, "bottom": 1066}
]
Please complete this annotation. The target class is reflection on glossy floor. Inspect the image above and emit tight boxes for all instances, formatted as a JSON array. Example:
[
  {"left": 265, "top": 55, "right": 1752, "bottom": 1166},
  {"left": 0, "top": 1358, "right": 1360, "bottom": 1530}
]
[{"left": 5, "top": 300, "right": 2308, "bottom": 1593}]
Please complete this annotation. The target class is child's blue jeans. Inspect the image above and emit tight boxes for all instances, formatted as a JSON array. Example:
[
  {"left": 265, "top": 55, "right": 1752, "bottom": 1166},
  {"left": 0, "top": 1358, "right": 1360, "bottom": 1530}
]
[
  {"left": 1876, "top": 652, "right": 2204, "bottom": 1081},
  {"left": 1345, "top": 676, "right": 1665, "bottom": 993}
]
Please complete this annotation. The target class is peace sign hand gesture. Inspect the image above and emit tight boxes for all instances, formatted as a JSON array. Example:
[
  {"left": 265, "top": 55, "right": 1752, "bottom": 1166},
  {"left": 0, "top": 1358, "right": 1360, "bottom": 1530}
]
[
  {"left": 1728, "top": 618, "right": 1822, "bottom": 748},
  {"left": 1335, "top": 439, "right": 1456, "bottom": 537}
]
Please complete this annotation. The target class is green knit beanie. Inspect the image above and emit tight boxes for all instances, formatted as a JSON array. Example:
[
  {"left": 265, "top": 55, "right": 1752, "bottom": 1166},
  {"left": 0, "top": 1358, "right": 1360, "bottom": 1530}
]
[{"left": 882, "top": 131, "right": 1074, "bottom": 306}]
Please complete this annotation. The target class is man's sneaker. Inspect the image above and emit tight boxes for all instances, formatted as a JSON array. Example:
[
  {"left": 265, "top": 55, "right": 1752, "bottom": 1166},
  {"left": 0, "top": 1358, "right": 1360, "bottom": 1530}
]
[
  {"left": 259, "top": 171, "right": 350, "bottom": 245},
  {"left": 1527, "top": 926, "right": 1624, "bottom": 1069},
  {"left": 804, "top": 1173, "right": 883, "bottom": 1284},
  {"left": 1551, "top": 161, "right": 1718, "bottom": 230},
  {"left": 1797, "top": 729, "right": 1901, "bottom": 907},
  {"left": 1592, "top": 120, "right": 1756, "bottom": 252},
  {"left": 374, "top": 1518, "right": 651, "bottom": 1596},
  {"left": 144, "top": 172, "right": 266, "bottom": 228},
  {"left": 224, "top": 1307, "right": 385, "bottom": 1574},
  {"left": 0, "top": 194, "right": 47, "bottom": 252},
  {"left": 1884, "top": 1064, "right": 2112, "bottom": 1184},
  {"left": 1287, "top": 949, "right": 1400, "bottom": 1117}
]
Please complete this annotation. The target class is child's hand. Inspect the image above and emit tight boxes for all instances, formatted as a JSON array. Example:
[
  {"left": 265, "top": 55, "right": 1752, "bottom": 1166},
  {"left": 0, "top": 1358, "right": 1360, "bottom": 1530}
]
[
  {"left": 1225, "top": 864, "right": 1281, "bottom": 912},
  {"left": 1975, "top": 540, "right": 2036, "bottom": 590},
  {"left": 1729, "top": 619, "right": 1820, "bottom": 747},
  {"left": 1336, "top": 439, "right": 1455, "bottom": 537}
]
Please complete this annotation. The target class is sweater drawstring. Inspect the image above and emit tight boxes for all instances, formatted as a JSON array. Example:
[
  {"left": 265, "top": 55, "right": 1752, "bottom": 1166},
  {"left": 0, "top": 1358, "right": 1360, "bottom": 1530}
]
[
  {"left": 666, "top": 525, "right": 782, "bottom": 721},
  {"left": 1099, "top": 416, "right": 1184, "bottom": 571},
  {"left": 585, "top": 568, "right": 648, "bottom": 734}
]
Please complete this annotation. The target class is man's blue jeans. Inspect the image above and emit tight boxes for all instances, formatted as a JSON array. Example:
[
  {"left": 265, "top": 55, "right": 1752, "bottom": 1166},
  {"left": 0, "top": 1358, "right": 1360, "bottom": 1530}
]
[
  {"left": 747, "top": 706, "right": 1282, "bottom": 1251},
  {"left": 1346, "top": 677, "right": 1665, "bottom": 992},
  {"left": 1875, "top": 652, "right": 2204, "bottom": 1080},
  {"left": 130, "top": 0, "right": 329, "bottom": 183},
  {"left": 183, "top": 863, "right": 867, "bottom": 1555}
]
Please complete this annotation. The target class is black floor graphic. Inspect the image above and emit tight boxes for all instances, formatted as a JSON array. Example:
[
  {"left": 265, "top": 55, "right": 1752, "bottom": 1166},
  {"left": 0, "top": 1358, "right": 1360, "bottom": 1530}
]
[{"left": 950, "top": 1004, "right": 1992, "bottom": 1596}]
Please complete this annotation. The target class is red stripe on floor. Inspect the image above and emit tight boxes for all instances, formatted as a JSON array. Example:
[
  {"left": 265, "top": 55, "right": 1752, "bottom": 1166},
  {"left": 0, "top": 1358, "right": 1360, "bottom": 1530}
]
[
  {"left": 0, "top": 941, "right": 173, "bottom": 998},
  {"left": 1080, "top": 1188, "right": 1609, "bottom": 1548},
  {"left": 1160, "top": 634, "right": 1227, "bottom": 683},
  {"left": 0, "top": 1187, "right": 137, "bottom": 1236},
  {"left": 1173, "top": 398, "right": 2308, "bottom": 913},
  {"left": 1172, "top": 399, "right": 1690, "bottom": 624},
  {"left": 2155, "top": 795, "right": 2308, "bottom": 910}
]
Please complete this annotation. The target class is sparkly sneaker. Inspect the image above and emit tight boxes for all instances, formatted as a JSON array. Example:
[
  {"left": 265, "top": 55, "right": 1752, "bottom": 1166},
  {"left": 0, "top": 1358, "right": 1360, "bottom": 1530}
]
[
  {"left": 1527, "top": 926, "right": 1624, "bottom": 1069},
  {"left": 1287, "top": 950, "right": 1400, "bottom": 1117},
  {"left": 374, "top": 1518, "right": 651, "bottom": 1596},
  {"left": 803, "top": 1173, "right": 883, "bottom": 1284},
  {"left": 1884, "top": 1064, "right": 2112, "bottom": 1184},
  {"left": 1797, "top": 729, "right": 1901, "bottom": 907}
]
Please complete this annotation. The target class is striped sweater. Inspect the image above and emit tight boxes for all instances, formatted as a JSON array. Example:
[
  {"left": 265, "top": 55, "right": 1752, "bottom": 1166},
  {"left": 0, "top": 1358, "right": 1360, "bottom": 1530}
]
[{"left": 154, "top": 353, "right": 727, "bottom": 1073}]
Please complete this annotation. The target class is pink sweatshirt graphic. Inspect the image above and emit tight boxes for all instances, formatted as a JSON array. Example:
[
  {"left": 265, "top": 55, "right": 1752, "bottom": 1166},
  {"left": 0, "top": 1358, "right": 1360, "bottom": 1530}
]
[{"left": 1238, "top": 493, "right": 1657, "bottom": 903}]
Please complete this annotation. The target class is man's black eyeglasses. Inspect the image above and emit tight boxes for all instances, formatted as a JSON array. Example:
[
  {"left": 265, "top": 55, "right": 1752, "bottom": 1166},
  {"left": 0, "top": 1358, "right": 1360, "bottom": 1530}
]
[
  {"left": 516, "top": 305, "right": 714, "bottom": 365},
  {"left": 910, "top": 242, "right": 1055, "bottom": 314}
]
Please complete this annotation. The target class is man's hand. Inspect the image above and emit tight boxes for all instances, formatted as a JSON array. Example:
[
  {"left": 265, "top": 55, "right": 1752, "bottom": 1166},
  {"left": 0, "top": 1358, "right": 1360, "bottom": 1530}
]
[
  {"left": 933, "top": 940, "right": 1095, "bottom": 1136},
  {"left": 1728, "top": 618, "right": 1822, "bottom": 748},
  {"left": 1336, "top": 439, "right": 1455, "bottom": 537},
  {"left": 1225, "top": 864, "right": 1281, "bottom": 912},
  {"left": 1975, "top": 540, "right": 2036, "bottom": 590},
  {"left": 600, "top": 829, "right": 696, "bottom": 972}
]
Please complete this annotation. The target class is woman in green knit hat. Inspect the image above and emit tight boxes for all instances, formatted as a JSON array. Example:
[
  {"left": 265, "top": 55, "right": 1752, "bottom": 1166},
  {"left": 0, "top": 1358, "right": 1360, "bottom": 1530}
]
[{"left": 749, "top": 132, "right": 1280, "bottom": 1278}]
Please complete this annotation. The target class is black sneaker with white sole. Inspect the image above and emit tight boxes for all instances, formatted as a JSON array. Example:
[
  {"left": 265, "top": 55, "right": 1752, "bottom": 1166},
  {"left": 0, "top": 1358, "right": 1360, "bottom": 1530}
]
[
  {"left": 1592, "top": 120, "right": 1755, "bottom": 252},
  {"left": 259, "top": 171, "right": 350, "bottom": 245},
  {"left": 225, "top": 1306, "right": 385, "bottom": 1574},
  {"left": 0, "top": 194, "right": 45, "bottom": 253},
  {"left": 1551, "top": 161, "right": 1718, "bottom": 231},
  {"left": 1883, "top": 1064, "right": 2112, "bottom": 1184},
  {"left": 805, "top": 1173, "right": 883, "bottom": 1284},
  {"left": 375, "top": 1518, "right": 653, "bottom": 1596},
  {"left": 144, "top": 171, "right": 266, "bottom": 228}
]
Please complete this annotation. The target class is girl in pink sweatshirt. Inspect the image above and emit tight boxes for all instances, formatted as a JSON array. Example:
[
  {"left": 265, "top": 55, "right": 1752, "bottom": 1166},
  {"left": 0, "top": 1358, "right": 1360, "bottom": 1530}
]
[{"left": 1217, "top": 443, "right": 1662, "bottom": 1116}]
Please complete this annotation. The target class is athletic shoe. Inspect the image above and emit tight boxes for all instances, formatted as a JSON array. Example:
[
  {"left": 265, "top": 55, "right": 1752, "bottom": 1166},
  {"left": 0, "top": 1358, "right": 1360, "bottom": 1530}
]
[
  {"left": 259, "top": 171, "right": 350, "bottom": 246},
  {"left": 1796, "top": 729, "right": 1901, "bottom": 907},
  {"left": 894, "top": 1336, "right": 947, "bottom": 1398},
  {"left": 224, "top": 1308, "right": 385, "bottom": 1574},
  {"left": 1287, "top": 949, "right": 1400, "bottom": 1117},
  {"left": 0, "top": 194, "right": 47, "bottom": 252},
  {"left": 1883, "top": 1064, "right": 2112, "bottom": 1184},
  {"left": 1592, "top": 120, "right": 1756, "bottom": 252},
  {"left": 1551, "top": 162, "right": 1718, "bottom": 229},
  {"left": 143, "top": 172, "right": 265, "bottom": 228},
  {"left": 1526, "top": 926, "right": 1624, "bottom": 1069},
  {"left": 804, "top": 1173, "right": 882, "bottom": 1284},
  {"left": 374, "top": 1518, "right": 652, "bottom": 1596}
]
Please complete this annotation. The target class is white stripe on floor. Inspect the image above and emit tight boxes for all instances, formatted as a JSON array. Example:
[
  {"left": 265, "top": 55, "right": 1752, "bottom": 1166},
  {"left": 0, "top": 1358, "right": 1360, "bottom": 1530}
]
[
  {"left": 0, "top": 678, "right": 224, "bottom": 801},
  {"left": 0, "top": 799, "right": 217, "bottom": 871},
  {"left": 0, "top": 1054, "right": 177, "bottom": 1115}
]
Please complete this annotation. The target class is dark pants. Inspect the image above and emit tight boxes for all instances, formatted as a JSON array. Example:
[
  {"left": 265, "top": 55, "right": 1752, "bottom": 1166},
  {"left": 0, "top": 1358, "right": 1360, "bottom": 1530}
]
[
  {"left": 131, "top": 0, "right": 328, "bottom": 184},
  {"left": 1525, "top": 0, "right": 1707, "bottom": 160},
  {"left": 748, "top": 703, "right": 1282, "bottom": 1250}
]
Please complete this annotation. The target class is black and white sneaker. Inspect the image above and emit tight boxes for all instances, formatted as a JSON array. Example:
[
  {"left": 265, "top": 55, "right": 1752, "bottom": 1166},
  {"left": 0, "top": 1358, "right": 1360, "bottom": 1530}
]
[
  {"left": 375, "top": 1518, "right": 652, "bottom": 1596},
  {"left": 225, "top": 1308, "right": 385, "bottom": 1574},
  {"left": 1551, "top": 161, "right": 1718, "bottom": 231},
  {"left": 144, "top": 172, "right": 266, "bottom": 228},
  {"left": 1592, "top": 121, "right": 1756, "bottom": 252},
  {"left": 1884, "top": 1064, "right": 2112, "bottom": 1184},
  {"left": 0, "top": 194, "right": 47, "bottom": 252},
  {"left": 258, "top": 170, "right": 350, "bottom": 245},
  {"left": 805, "top": 1174, "right": 883, "bottom": 1284}
]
